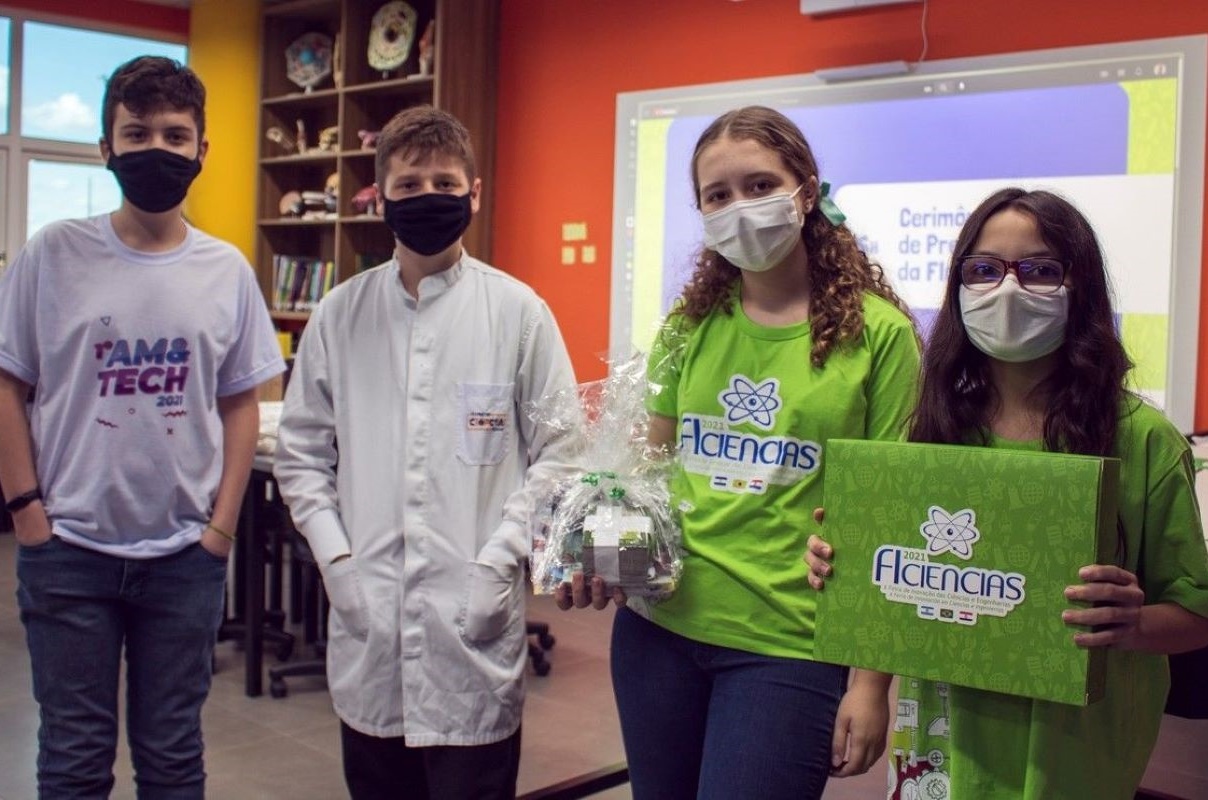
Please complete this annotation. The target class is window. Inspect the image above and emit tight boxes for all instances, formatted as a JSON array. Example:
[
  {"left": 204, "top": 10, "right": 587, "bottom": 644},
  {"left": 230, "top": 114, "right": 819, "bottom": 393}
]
[
  {"left": 0, "top": 14, "right": 186, "bottom": 268},
  {"left": 26, "top": 159, "right": 121, "bottom": 240},
  {"left": 22, "top": 22, "right": 186, "bottom": 145},
  {"left": 0, "top": 18, "right": 10, "bottom": 136}
]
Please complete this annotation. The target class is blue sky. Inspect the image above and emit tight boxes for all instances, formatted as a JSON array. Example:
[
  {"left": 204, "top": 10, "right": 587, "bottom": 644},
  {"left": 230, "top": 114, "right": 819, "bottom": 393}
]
[
  {"left": 22, "top": 21, "right": 186, "bottom": 144},
  {"left": 10, "top": 20, "right": 186, "bottom": 237}
]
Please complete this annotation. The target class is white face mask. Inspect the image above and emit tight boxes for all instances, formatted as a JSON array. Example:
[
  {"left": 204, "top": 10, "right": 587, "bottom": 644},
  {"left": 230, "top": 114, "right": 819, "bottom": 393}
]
[
  {"left": 959, "top": 275, "right": 1070, "bottom": 362},
  {"left": 701, "top": 186, "right": 804, "bottom": 273}
]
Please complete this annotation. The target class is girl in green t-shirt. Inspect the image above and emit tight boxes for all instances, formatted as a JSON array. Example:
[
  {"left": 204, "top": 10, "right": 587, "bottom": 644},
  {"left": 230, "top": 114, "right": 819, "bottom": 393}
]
[
  {"left": 807, "top": 187, "right": 1208, "bottom": 799},
  {"left": 558, "top": 105, "right": 920, "bottom": 799}
]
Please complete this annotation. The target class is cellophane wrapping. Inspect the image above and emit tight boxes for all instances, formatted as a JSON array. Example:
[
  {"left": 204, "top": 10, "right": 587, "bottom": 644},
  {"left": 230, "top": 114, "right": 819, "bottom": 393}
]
[{"left": 528, "top": 353, "right": 682, "bottom": 600}]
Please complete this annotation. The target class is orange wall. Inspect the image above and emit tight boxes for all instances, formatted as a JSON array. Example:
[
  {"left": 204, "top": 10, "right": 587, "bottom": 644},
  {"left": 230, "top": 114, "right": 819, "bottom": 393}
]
[{"left": 494, "top": 0, "right": 1208, "bottom": 426}]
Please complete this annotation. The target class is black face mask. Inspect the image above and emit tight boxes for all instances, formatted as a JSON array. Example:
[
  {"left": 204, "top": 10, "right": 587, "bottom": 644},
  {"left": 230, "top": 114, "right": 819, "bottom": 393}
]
[
  {"left": 383, "top": 192, "right": 473, "bottom": 256},
  {"left": 106, "top": 148, "right": 202, "bottom": 213}
]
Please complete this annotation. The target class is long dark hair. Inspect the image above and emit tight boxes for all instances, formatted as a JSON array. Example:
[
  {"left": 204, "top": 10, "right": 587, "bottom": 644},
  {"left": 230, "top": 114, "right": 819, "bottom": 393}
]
[
  {"left": 676, "top": 106, "right": 908, "bottom": 368},
  {"left": 910, "top": 188, "right": 1132, "bottom": 457}
]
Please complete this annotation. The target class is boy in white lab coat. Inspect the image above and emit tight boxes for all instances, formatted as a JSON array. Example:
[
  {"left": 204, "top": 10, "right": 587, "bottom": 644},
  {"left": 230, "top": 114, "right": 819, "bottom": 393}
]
[{"left": 273, "top": 105, "right": 578, "bottom": 800}]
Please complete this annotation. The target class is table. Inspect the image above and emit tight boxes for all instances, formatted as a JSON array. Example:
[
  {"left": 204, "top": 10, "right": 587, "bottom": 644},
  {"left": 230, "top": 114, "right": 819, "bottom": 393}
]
[{"left": 218, "top": 454, "right": 283, "bottom": 697}]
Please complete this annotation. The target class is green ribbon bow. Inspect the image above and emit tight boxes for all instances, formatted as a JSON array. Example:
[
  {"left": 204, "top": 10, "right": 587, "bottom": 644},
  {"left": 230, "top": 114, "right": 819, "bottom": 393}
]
[
  {"left": 581, "top": 470, "right": 618, "bottom": 487},
  {"left": 817, "top": 181, "right": 846, "bottom": 226},
  {"left": 581, "top": 470, "right": 627, "bottom": 499}
]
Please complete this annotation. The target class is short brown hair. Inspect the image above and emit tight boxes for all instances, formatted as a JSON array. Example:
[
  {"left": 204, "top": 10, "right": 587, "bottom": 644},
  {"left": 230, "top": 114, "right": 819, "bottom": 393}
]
[
  {"left": 102, "top": 56, "right": 206, "bottom": 144},
  {"left": 374, "top": 105, "right": 476, "bottom": 186}
]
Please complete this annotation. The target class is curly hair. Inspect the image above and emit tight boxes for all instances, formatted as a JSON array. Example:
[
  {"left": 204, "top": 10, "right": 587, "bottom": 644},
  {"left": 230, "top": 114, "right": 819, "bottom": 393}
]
[
  {"left": 909, "top": 187, "right": 1133, "bottom": 458},
  {"left": 676, "top": 106, "right": 909, "bottom": 367}
]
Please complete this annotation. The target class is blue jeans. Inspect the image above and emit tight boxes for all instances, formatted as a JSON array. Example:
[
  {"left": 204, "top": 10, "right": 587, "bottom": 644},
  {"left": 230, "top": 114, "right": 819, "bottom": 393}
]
[
  {"left": 17, "top": 535, "right": 229, "bottom": 800},
  {"left": 610, "top": 607, "right": 847, "bottom": 800}
]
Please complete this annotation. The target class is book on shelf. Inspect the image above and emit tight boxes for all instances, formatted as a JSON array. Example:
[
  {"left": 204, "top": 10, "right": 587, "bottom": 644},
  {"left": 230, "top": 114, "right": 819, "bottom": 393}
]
[{"left": 271, "top": 255, "right": 336, "bottom": 312}]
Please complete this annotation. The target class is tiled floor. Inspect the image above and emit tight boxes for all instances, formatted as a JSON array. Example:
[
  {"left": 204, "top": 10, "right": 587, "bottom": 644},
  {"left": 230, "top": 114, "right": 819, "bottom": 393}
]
[
  {"left": 3, "top": 536, "right": 1204, "bottom": 800},
  {"left": 0, "top": 531, "right": 891, "bottom": 799}
]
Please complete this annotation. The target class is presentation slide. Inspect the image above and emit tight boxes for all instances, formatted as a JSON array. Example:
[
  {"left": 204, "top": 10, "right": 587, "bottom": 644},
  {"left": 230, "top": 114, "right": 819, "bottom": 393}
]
[{"left": 613, "top": 37, "right": 1205, "bottom": 429}]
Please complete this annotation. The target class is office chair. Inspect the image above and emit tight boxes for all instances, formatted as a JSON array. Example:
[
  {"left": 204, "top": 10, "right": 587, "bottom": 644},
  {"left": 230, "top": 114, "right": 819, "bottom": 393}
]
[
  {"left": 269, "top": 528, "right": 328, "bottom": 698},
  {"left": 215, "top": 480, "right": 295, "bottom": 663},
  {"left": 270, "top": 541, "right": 553, "bottom": 692}
]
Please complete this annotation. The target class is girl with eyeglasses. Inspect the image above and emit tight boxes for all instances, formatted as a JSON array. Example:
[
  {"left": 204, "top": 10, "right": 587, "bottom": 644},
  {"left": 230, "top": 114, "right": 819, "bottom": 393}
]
[
  {"left": 558, "top": 105, "right": 921, "bottom": 799},
  {"left": 807, "top": 187, "right": 1208, "bottom": 799}
]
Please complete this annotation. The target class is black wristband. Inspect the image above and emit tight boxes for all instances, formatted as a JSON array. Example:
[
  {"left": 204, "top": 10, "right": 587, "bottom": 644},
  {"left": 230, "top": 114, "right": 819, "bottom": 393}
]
[{"left": 5, "top": 487, "right": 42, "bottom": 513}]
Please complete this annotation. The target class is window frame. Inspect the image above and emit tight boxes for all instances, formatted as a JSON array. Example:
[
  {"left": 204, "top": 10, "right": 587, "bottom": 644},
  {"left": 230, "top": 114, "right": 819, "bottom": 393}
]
[
  {"left": 0, "top": 150, "right": 7, "bottom": 267},
  {"left": 0, "top": 7, "right": 188, "bottom": 262}
]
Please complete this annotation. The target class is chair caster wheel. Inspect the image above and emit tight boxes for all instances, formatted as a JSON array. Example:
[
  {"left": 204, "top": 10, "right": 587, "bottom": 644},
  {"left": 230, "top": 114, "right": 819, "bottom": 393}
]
[
  {"left": 270, "top": 679, "right": 288, "bottom": 698},
  {"left": 533, "top": 660, "right": 551, "bottom": 677},
  {"left": 538, "top": 632, "right": 556, "bottom": 650}
]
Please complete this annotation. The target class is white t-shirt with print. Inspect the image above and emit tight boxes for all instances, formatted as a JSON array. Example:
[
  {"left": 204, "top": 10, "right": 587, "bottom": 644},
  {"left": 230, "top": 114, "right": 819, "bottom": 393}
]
[{"left": 0, "top": 214, "right": 285, "bottom": 557}]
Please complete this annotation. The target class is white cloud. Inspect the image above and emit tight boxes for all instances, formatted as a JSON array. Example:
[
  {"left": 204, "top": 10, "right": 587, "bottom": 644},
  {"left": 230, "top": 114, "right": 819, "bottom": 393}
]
[{"left": 25, "top": 92, "right": 96, "bottom": 135}]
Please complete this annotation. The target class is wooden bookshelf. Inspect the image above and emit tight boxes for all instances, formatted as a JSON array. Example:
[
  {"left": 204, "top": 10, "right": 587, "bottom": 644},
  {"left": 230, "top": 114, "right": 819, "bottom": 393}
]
[{"left": 255, "top": 0, "right": 499, "bottom": 326}]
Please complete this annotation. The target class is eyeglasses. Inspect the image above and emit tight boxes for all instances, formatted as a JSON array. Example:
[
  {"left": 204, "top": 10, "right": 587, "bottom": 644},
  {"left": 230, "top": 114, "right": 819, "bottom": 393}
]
[{"left": 958, "top": 255, "right": 1067, "bottom": 294}]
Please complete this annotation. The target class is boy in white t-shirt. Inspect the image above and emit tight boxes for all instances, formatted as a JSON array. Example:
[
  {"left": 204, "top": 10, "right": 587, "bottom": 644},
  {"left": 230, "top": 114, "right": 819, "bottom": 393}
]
[{"left": 0, "top": 56, "right": 284, "bottom": 797}]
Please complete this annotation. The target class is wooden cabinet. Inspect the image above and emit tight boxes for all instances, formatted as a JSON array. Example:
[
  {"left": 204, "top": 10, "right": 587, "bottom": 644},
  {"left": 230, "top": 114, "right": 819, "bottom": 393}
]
[{"left": 256, "top": 0, "right": 498, "bottom": 324}]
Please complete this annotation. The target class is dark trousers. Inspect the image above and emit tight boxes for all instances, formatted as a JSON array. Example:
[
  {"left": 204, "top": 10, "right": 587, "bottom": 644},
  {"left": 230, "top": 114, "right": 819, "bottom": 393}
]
[{"left": 340, "top": 721, "right": 522, "bottom": 800}]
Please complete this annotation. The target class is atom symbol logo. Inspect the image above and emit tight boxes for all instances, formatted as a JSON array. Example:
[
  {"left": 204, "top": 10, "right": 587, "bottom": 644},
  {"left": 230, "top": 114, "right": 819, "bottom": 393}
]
[
  {"left": 718, "top": 374, "right": 781, "bottom": 430},
  {"left": 919, "top": 505, "right": 980, "bottom": 560}
]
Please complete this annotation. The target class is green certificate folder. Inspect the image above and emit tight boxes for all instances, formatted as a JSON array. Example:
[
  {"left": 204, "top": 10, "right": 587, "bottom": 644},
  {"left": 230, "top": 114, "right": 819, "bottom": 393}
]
[{"left": 814, "top": 439, "right": 1119, "bottom": 706}]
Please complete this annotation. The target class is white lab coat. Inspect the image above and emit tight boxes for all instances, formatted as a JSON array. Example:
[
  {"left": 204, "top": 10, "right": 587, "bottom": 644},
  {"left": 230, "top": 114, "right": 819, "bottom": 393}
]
[{"left": 274, "top": 254, "right": 578, "bottom": 744}]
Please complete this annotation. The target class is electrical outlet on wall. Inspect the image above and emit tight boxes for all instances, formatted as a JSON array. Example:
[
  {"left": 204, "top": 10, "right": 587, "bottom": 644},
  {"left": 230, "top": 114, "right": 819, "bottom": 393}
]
[{"left": 561, "top": 221, "right": 595, "bottom": 267}]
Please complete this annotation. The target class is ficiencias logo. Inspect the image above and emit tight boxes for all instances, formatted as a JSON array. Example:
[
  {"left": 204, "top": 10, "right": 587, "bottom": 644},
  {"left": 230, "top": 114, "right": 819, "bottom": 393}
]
[
  {"left": 871, "top": 505, "right": 1026, "bottom": 625},
  {"left": 679, "top": 374, "right": 821, "bottom": 494},
  {"left": 920, "top": 506, "right": 980, "bottom": 559},
  {"left": 718, "top": 374, "right": 781, "bottom": 430}
]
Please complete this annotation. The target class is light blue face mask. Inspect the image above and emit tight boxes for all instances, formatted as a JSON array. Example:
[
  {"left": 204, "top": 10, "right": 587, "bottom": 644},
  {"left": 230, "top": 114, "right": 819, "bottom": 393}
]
[
  {"left": 701, "top": 185, "right": 805, "bottom": 272},
  {"left": 959, "top": 275, "right": 1070, "bottom": 362}
]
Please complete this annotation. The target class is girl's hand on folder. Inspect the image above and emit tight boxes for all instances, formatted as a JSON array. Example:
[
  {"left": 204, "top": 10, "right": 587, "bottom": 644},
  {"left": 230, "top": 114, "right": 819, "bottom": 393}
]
[
  {"left": 804, "top": 507, "right": 834, "bottom": 590},
  {"left": 1063, "top": 566, "right": 1208, "bottom": 653},
  {"left": 554, "top": 571, "right": 627, "bottom": 611},
  {"left": 1062, "top": 564, "right": 1143, "bottom": 648}
]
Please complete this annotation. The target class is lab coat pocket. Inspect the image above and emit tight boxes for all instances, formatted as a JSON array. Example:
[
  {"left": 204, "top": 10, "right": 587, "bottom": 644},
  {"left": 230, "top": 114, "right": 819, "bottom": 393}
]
[
  {"left": 321, "top": 557, "right": 371, "bottom": 641},
  {"left": 458, "top": 561, "right": 520, "bottom": 644},
  {"left": 456, "top": 382, "right": 514, "bottom": 466}
]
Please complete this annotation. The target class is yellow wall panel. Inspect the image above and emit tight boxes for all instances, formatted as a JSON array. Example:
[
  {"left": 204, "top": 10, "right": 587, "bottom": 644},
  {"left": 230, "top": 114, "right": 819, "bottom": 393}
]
[{"left": 184, "top": 0, "right": 260, "bottom": 262}]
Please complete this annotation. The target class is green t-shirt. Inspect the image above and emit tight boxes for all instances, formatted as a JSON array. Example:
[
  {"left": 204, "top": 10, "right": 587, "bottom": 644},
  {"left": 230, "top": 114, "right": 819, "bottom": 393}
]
[
  {"left": 891, "top": 400, "right": 1208, "bottom": 799},
  {"left": 646, "top": 291, "right": 920, "bottom": 658}
]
